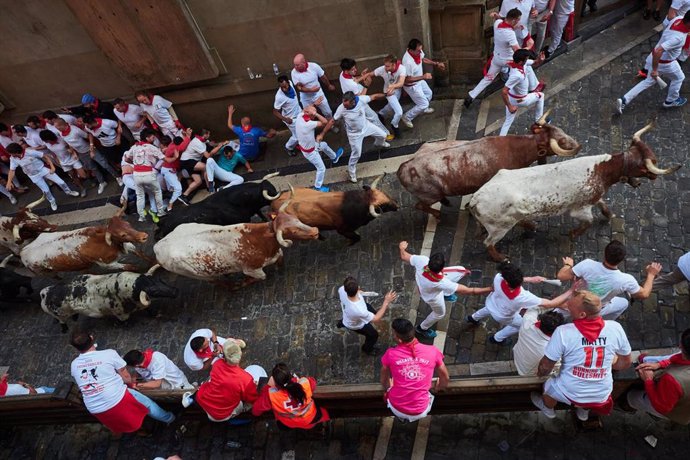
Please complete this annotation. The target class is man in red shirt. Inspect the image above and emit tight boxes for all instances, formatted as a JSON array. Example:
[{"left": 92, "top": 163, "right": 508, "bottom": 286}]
[{"left": 626, "top": 328, "right": 690, "bottom": 424}]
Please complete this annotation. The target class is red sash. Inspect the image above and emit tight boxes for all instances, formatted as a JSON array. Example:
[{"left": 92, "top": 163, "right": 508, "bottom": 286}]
[
  {"left": 568, "top": 394, "right": 613, "bottom": 416},
  {"left": 92, "top": 390, "right": 148, "bottom": 433},
  {"left": 298, "top": 144, "right": 315, "bottom": 153}
]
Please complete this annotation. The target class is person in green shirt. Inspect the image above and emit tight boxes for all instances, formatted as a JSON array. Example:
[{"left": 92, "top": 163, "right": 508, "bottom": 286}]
[{"left": 205, "top": 140, "right": 253, "bottom": 192}]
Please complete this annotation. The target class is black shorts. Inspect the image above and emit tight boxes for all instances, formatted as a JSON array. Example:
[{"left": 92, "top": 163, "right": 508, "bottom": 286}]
[{"left": 179, "top": 159, "right": 200, "bottom": 176}]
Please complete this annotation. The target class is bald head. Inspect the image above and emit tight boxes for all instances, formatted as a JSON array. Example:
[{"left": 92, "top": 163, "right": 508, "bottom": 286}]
[
  {"left": 293, "top": 54, "right": 307, "bottom": 71},
  {"left": 303, "top": 105, "right": 317, "bottom": 118}
]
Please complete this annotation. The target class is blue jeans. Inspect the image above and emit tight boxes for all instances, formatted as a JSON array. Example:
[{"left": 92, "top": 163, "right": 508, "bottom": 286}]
[{"left": 128, "top": 389, "right": 175, "bottom": 424}]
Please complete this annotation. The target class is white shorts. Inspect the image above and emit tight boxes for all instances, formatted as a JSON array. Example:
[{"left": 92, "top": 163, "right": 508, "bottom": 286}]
[{"left": 60, "top": 159, "right": 83, "bottom": 172}]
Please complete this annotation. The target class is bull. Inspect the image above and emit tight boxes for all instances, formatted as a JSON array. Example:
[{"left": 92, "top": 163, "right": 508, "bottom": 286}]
[
  {"left": 154, "top": 189, "right": 319, "bottom": 285},
  {"left": 0, "top": 196, "right": 57, "bottom": 255},
  {"left": 397, "top": 112, "right": 581, "bottom": 218},
  {"left": 0, "top": 255, "right": 33, "bottom": 301},
  {"left": 20, "top": 205, "right": 148, "bottom": 274},
  {"left": 469, "top": 122, "right": 680, "bottom": 261},
  {"left": 154, "top": 172, "right": 282, "bottom": 240},
  {"left": 40, "top": 265, "right": 178, "bottom": 332},
  {"left": 270, "top": 174, "right": 398, "bottom": 243}
]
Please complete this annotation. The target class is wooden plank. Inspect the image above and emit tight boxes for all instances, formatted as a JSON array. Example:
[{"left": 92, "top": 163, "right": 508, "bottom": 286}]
[
  {"left": 411, "top": 417, "right": 431, "bottom": 460},
  {"left": 372, "top": 417, "right": 395, "bottom": 460}
]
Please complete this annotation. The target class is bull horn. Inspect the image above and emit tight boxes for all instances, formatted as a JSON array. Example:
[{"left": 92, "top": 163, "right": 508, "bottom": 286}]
[
  {"left": 549, "top": 138, "right": 577, "bottom": 157},
  {"left": 536, "top": 109, "right": 553, "bottom": 126},
  {"left": 139, "top": 291, "right": 151, "bottom": 306},
  {"left": 105, "top": 232, "right": 113, "bottom": 247},
  {"left": 261, "top": 172, "right": 280, "bottom": 181},
  {"left": 25, "top": 195, "right": 45, "bottom": 210},
  {"left": 369, "top": 204, "right": 381, "bottom": 218},
  {"left": 645, "top": 158, "right": 679, "bottom": 175},
  {"left": 12, "top": 223, "right": 24, "bottom": 242},
  {"left": 278, "top": 184, "right": 295, "bottom": 213},
  {"left": 0, "top": 254, "right": 12, "bottom": 268},
  {"left": 370, "top": 173, "right": 385, "bottom": 190},
  {"left": 146, "top": 264, "right": 161, "bottom": 276},
  {"left": 633, "top": 122, "right": 655, "bottom": 142},
  {"left": 262, "top": 188, "right": 281, "bottom": 201},
  {"left": 115, "top": 201, "right": 127, "bottom": 217},
  {"left": 276, "top": 229, "right": 293, "bottom": 248}
]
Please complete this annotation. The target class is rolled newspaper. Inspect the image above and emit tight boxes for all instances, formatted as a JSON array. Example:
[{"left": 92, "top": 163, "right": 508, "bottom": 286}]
[
  {"left": 542, "top": 279, "right": 563, "bottom": 287},
  {"left": 361, "top": 291, "right": 379, "bottom": 297},
  {"left": 656, "top": 76, "right": 668, "bottom": 89}
]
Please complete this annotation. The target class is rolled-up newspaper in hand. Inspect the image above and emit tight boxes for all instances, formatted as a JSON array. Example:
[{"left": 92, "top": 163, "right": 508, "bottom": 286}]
[
  {"left": 361, "top": 291, "right": 379, "bottom": 297},
  {"left": 542, "top": 279, "right": 563, "bottom": 287},
  {"left": 656, "top": 76, "right": 668, "bottom": 89}
]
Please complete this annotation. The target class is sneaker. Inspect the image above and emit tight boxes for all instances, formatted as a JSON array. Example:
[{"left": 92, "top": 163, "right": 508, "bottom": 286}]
[
  {"left": 663, "top": 97, "right": 688, "bottom": 108},
  {"left": 653, "top": 10, "right": 661, "bottom": 21},
  {"left": 466, "top": 315, "right": 480, "bottom": 326},
  {"left": 575, "top": 407, "right": 589, "bottom": 422},
  {"left": 208, "top": 181, "right": 216, "bottom": 194},
  {"left": 181, "top": 391, "right": 195, "bottom": 408},
  {"left": 379, "top": 141, "right": 391, "bottom": 149},
  {"left": 489, "top": 335, "right": 507, "bottom": 345},
  {"left": 157, "top": 210, "right": 166, "bottom": 218},
  {"left": 149, "top": 212, "right": 160, "bottom": 224},
  {"left": 463, "top": 96, "right": 473, "bottom": 108},
  {"left": 392, "top": 126, "right": 401, "bottom": 139},
  {"left": 50, "top": 202, "right": 58, "bottom": 211},
  {"left": 444, "top": 293, "right": 458, "bottom": 302},
  {"left": 332, "top": 147, "right": 344, "bottom": 164},
  {"left": 423, "top": 107, "right": 435, "bottom": 114},
  {"left": 616, "top": 97, "right": 626, "bottom": 114},
  {"left": 80, "top": 188, "right": 87, "bottom": 198},
  {"left": 116, "top": 177, "right": 123, "bottom": 187},
  {"left": 530, "top": 392, "right": 556, "bottom": 418},
  {"left": 9, "top": 196, "right": 17, "bottom": 205},
  {"left": 138, "top": 215, "right": 146, "bottom": 222},
  {"left": 98, "top": 182, "right": 107, "bottom": 195},
  {"left": 314, "top": 186, "right": 330, "bottom": 192},
  {"left": 415, "top": 325, "right": 437, "bottom": 338},
  {"left": 385, "top": 133, "right": 395, "bottom": 141},
  {"left": 349, "top": 175, "right": 357, "bottom": 183},
  {"left": 178, "top": 195, "right": 191, "bottom": 206},
  {"left": 66, "top": 190, "right": 80, "bottom": 197},
  {"left": 401, "top": 117, "right": 414, "bottom": 129},
  {"left": 286, "top": 148, "right": 297, "bottom": 157}
]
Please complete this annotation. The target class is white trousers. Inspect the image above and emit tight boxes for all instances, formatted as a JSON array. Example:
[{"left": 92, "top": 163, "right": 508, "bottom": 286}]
[
  {"left": 419, "top": 267, "right": 466, "bottom": 330},
  {"left": 378, "top": 89, "right": 403, "bottom": 128},
  {"left": 205, "top": 157, "right": 244, "bottom": 187},
  {"left": 300, "top": 90, "right": 333, "bottom": 118},
  {"left": 347, "top": 122, "right": 387, "bottom": 178},
  {"left": 133, "top": 172, "right": 164, "bottom": 218},
  {"left": 403, "top": 81, "right": 433, "bottom": 121},
  {"left": 303, "top": 143, "right": 336, "bottom": 188},
  {"left": 364, "top": 104, "right": 389, "bottom": 134},
  {"left": 548, "top": 12, "right": 571, "bottom": 54},
  {"left": 599, "top": 296, "right": 630, "bottom": 320},
  {"left": 470, "top": 304, "right": 522, "bottom": 342},
  {"left": 284, "top": 121, "right": 299, "bottom": 150},
  {"left": 469, "top": 56, "right": 510, "bottom": 99},
  {"left": 530, "top": 9, "right": 550, "bottom": 54},
  {"left": 388, "top": 393, "right": 435, "bottom": 422},
  {"left": 122, "top": 173, "right": 159, "bottom": 213},
  {"left": 500, "top": 92, "right": 545, "bottom": 136},
  {"left": 160, "top": 167, "right": 183, "bottom": 203},
  {"left": 29, "top": 170, "right": 73, "bottom": 205},
  {"left": 623, "top": 57, "right": 684, "bottom": 103}
]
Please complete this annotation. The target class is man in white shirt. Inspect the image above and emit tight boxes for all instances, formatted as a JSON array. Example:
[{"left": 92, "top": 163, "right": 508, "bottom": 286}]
[
  {"left": 12, "top": 124, "right": 45, "bottom": 150},
  {"left": 183, "top": 328, "right": 227, "bottom": 372},
  {"left": 531, "top": 0, "right": 553, "bottom": 53},
  {"left": 557, "top": 240, "right": 661, "bottom": 320},
  {"left": 617, "top": 13, "right": 690, "bottom": 112},
  {"left": 401, "top": 39, "right": 446, "bottom": 125},
  {"left": 6, "top": 143, "right": 79, "bottom": 211},
  {"left": 135, "top": 92, "right": 183, "bottom": 138},
  {"left": 500, "top": 0, "right": 537, "bottom": 48},
  {"left": 513, "top": 308, "right": 564, "bottom": 375},
  {"left": 653, "top": 251, "right": 690, "bottom": 293},
  {"left": 665, "top": 0, "right": 690, "bottom": 26},
  {"left": 333, "top": 92, "right": 389, "bottom": 183},
  {"left": 122, "top": 137, "right": 167, "bottom": 222},
  {"left": 465, "top": 9, "right": 523, "bottom": 107},
  {"left": 546, "top": 0, "right": 575, "bottom": 56},
  {"left": 272, "top": 75, "right": 302, "bottom": 156},
  {"left": 337, "top": 276, "right": 397, "bottom": 356},
  {"left": 291, "top": 54, "right": 337, "bottom": 126},
  {"left": 39, "top": 129, "right": 87, "bottom": 197},
  {"left": 339, "top": 58, "right": 392, "bottom": 139},
  {"left": 467, "top": 261, "right": 576, "bottom": 344},
  {"left": 500, "top": 49, "right": 545, "bottom": 136},
  {"left": 178, "top": 129, "right": 225, "bottom": 204},
  {"left": 83, "top": 115, "right": 129, "bottom": 166},
  {"left": 70, "top": 331, "right": 174, "bottom": 433},
  {"left": 123, "top": 348, "right": 194, "bottom": 390},
  {"left": 531, "top": 290, "right": 632, "bottom": 421},
  {"left": 295, "top": 104, "right": 344, "bottom": 192},
  {"left": 369, "top": 55, "right": 408, "bottom": 138},
  {"left": 0, "top": 123, "right": 27, "bottom": 198},
  {"left": 113, "top": 98, "right": 146, "bottom": 141},
  {"left": 399, "top": 241, "right": 493, "bottom": 339},
  {"left": 0, "top": 372, "right": 54, "bottom": 397}
]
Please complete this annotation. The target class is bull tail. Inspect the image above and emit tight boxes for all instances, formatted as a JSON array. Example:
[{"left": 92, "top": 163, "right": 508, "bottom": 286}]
[{"left": 0, "top": 254, "right": 12, "bottom": 268}]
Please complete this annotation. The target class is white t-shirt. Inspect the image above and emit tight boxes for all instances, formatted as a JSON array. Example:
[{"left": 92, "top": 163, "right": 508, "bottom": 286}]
[
  {"left": 134, "top": 351, "right": 191, "bottom": 390},
  {"left": 140, "top": 95, "right": 175, "bottom": 130},
  {"left": 402, "top": 50, "right": 425, "bottom": 86},
  {"left": 500, "top": 0, "right": 534, "bottom": 41},
  {"left": 338, "top": 286, "right": 375, "bottom": 330},
  {"left": 295, "top": 114, "right": 319, "bottom": 152},
  {"left": 493, "top": 20, "right": 520, "bottom": 61},
  {"left": 654, "top": 18, "right": 690, "bottom": 62},
  {"left": 180, "top": 137, "right": 207, "bottom": 162},
  {"left": 373, "top": 63, "right": 407, "bottom": 92},
  {"left": 333, "top": 95, "right": 371, "bottom": 136},
  {"left": 572, "top": 259, "right": 640, "bottom": 306},
  {"left": 44, "top": 138, "right": 76, "bottom": 165},
  {"left": 22, "top": 126, "right": 45, "bottom": 149},
  {"left": 85, "top": 118, "right": 118, "bottom": 147},
  {"left": 9, "top": 149, "right": 48, "bottom": 179},
  {"left": 273, "top": 84, "right": 302, "bottom": 122},
  {"left": 59, "top": 125, "right": 90, "bottom": 154},
  {"left": 410, "top": 255, "right": 459, "bottom": 308},
  {"left": 505, "top": 61, "right": 535, "bottom": 97},
  {"left": 554, "top": 0, "right": 575, "bottom": 14},
  {"left": 291, "top": 62, "right": 326, "bottom": 97},
  {"left": 339, "top": 72, "right": 365, "bottom": 95},
  {"left": 114, "top": 104, "right": 145, "bottom": 138},
  {"left": 677, "top": 252, "right": 690, "bottom": 280},
  {"left": 533, "top": 0, "right": 549, "bottom": 10},
  {"left": 671, "top": 0, "right": 690, "bottom": 16},
  {"left": 484, "top": 273, "right": 543, "bottom": 323},
  {"left": 545, "top": 321, "right": 631, "bottom": 403},
  {"left": 183, "top": 328, "right": 227, "bottom": 371},
  {"left": 71, "top": 349, "right": 128, "bottom": 414},
  {"left": 513, "top": 308, "right": 552, "bottom": 375},
  {"left": 0, "top": 133, "right": 18, "bottom": 148}
]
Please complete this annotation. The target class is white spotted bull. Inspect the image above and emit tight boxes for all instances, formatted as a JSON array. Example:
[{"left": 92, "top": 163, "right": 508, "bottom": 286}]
[
  {"left": 0, "top": 196, "right": 57, "bottom": 255},
  {"left": 469, "top": 122, "right": 680, "bottom": 261},
  {"left": 40, "top": 265, "right": 177, "bottom": 332}
]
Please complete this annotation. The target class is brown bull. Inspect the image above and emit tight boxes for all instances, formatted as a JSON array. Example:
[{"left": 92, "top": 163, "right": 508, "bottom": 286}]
[
  {"left": 270, "top": 174, "right": 398, "bottom": 243},
  {"left": 0, "top": 196, "right": 57, "bottom": 255},
  {"left": 397, "top": 112, "right": 581, "bottom": 218}
]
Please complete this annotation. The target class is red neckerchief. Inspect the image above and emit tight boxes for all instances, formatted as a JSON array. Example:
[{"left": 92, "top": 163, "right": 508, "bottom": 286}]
[
  {"left": 392, "top": 60, "right": 402, "bottom": 74},
  {"left": 92, "top": 118, "right": 103, "bottom": 130},
  {"left": 194, "top": 345, "right": 213, "bottom": 360},
  {"left": 398, "top": 338, "right": 419, "bottom": 358},
  {"left": 342, "top": 71, "right": 353, "bottom": 79},
  {"left": 500, "top": 279, "right": 521, "bottom": 300},
  {"left": 302, "top": 114, "right": 312, "bottom": 122},
  {"left": 508, "top": 61, "right": 525, "bottom": 75},
  {"left": 241, "top": 124, "right": 252, "bottom": 133},
  {"left": 195, "top": 135, "right": 206, "bottom": 142},
  {"left": 135, "top": 140, "right": 149, "bottom": 146},
  {"left": 421, "top": 265, "right": 443, "bottom": 282},
  {"left": 573, "top": 316, "right": 605, "bottom": 342},
  {"left": 297, "top": 62, "right": 309, "bottom": 73},
  {"left": 670, "top": 18, "right": 690, "bottom": 33},
  {"left": 119, "top": 103, "right": 129, "bottom": 114},
  {"left": 498, "top": 20, "right": 514, "bottom": 29},
  {"left": 60, "top": 125, "right": 71, "bottom": 136},
  {"left": 534, "top": 321, "right": 553, "bottom": 337},
  {"left": 141, "top": 349, "right": 154, "bottom": 368},
  {"left": 408, "top": 50, "right": 421, "bottom": 65}
]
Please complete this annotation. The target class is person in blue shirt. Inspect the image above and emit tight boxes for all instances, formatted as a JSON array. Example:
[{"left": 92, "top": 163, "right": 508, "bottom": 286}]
[
  {"left": 205, "top": 141, "right": 253, "bottom": 192},
  {"left": 227, "top": 105, "right": 276, "bottom": 161}
]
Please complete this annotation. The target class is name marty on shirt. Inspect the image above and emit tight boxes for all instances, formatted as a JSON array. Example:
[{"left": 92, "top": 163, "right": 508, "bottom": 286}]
[{"left": 581, "top": 337, "right": 607, "bottom": 346}]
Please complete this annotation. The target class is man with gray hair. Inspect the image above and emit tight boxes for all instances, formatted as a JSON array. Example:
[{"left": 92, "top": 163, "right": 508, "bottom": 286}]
[{"left": 333, "top": 91, "right": 389, "bottom": 183}]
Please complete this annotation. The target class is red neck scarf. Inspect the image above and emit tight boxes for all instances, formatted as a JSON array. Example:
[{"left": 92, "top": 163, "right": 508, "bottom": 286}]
[
  {"left": 119, "top": 103, "right": 129, "bottom": 114},
  {"left": 195, "top": 135, "right": 206, "bottom": 142},
  {"left": 573, "top": 316, "right": 605, "bottom": 342},
  {"left": 500, "top": 279, "right": 521, "bottom": 300},
  {"left": 392, "top": 60, "right": 402, "bottom": 74},
  {"left": 398, "top": 338, "right": 419, "bottom": 358},
  {"left": 498, "top": 20, "right": 515, "bottom": 29},
  {"left": 408, "top": 50, "right": 421, "bottom": 65},
  {"left": 194, "top": 344, "right": 213, "bottom": 360},
  {"left": 421, "top": 265, "right": 443, "bottom": 282},
  {"left": 297, "top": 62, "right": 309, "bottom": 73},
  {"left": 342, "top": 71, "right": 353, "bottom": 79},
  {"left": 508, "top": 61, "right": 525, "bottom": 75},
  {"left": 140, "top": 349, "right": 154, "bottom": 368},
  {"left": 60, "top": 125, "right": 71, "bottom": 136},
  {"left": 302, "top": 114, "right": 312, "bottom": 122},
  {"left": 670, "top": 18, "right": 690, "bottom": 33},
  {"left": 241, "top": 124, "right": 253, "bottom": 133},
  {"left": 92, "top": 118, "right": 103, "bottom": 130}
]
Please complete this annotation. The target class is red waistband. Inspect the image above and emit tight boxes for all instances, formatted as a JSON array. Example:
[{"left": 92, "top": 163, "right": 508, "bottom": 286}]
[
  {"left": 509, "top": 92, "right": 526, "bottom": 100},
  {"left": 659, "top": 59, "right": 675, "bottom": 64},
  {"left": 298, "top": 145, "right": 315, "bottom": 153},
  {"left": 133, "top": 165, "right": 154, "bottom": 172}
]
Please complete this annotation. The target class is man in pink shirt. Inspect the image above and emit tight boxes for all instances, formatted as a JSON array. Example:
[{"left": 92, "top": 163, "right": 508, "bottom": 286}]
[{"left": 380, "top": 318, "right": 449, "bottom": 422}]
